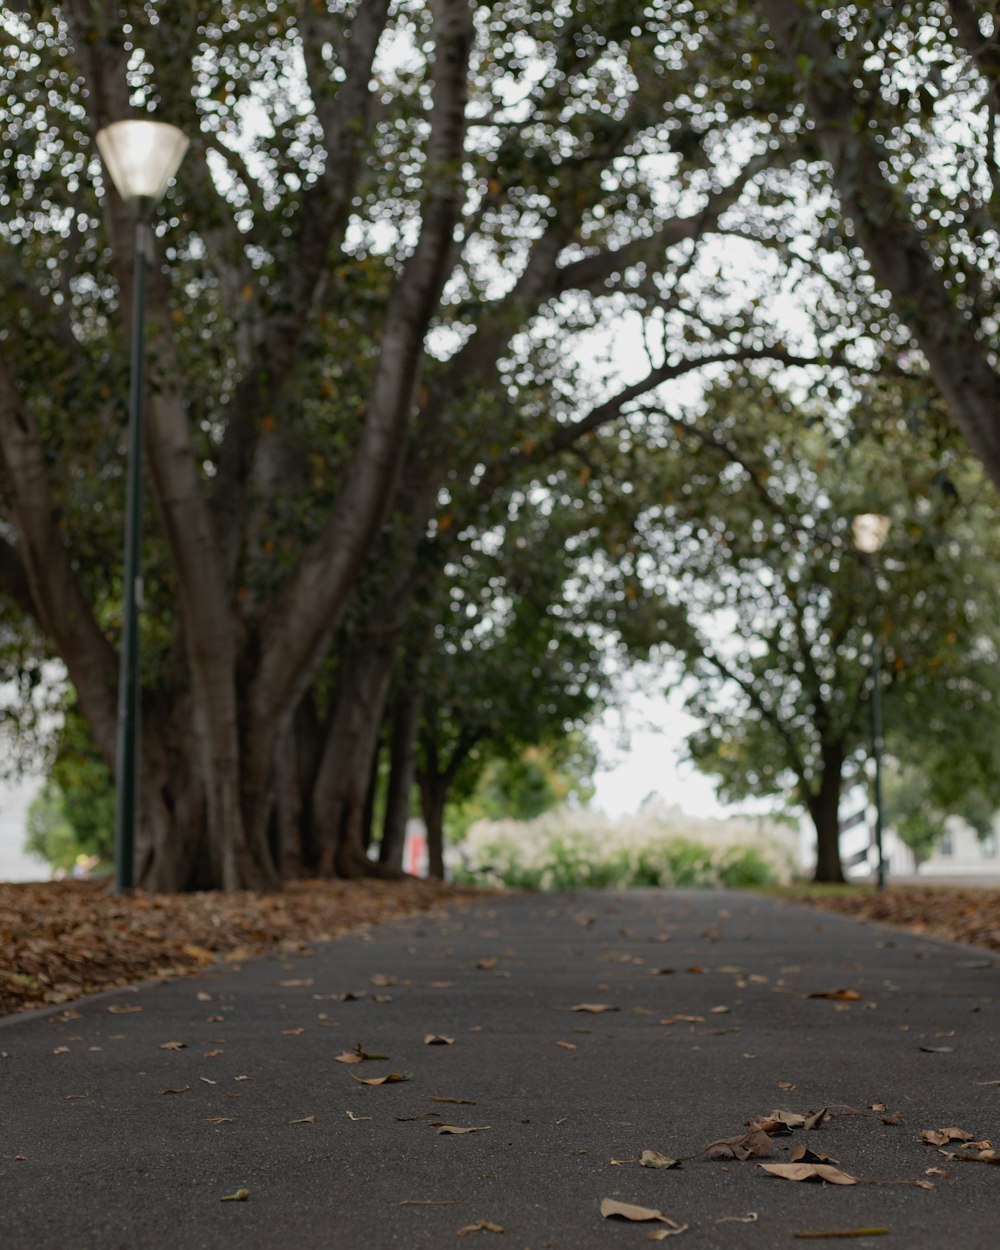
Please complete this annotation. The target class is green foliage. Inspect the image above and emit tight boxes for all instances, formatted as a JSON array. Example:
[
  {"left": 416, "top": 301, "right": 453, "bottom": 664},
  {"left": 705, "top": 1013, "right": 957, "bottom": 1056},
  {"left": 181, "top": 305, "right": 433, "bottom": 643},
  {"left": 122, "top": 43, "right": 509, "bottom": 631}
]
[
  {"left": 23, "top": 702, "right": 114, "bottom": 872},
  {"left": 883, "top": 761, "right": 996, "bottom": 867}
]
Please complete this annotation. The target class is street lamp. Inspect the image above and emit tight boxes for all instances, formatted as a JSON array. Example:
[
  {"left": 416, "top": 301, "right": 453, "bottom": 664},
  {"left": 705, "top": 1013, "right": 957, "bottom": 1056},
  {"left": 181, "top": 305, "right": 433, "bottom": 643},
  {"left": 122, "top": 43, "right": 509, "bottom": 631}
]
[
  {"left": 852, "top": 512, "right": 891, "bottom": 891},
  {"left": 96, "top": 119, "right": 189, "bottom": 892}
]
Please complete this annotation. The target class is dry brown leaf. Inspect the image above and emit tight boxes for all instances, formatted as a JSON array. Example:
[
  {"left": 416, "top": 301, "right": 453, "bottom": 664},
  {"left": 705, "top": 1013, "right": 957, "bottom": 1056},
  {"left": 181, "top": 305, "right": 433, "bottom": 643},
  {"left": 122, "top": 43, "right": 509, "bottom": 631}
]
[
  {"left": 807, "top": 989, "right": 861, "bottom": 1001},
  {"left": 290, "top": 1115, "right": 316, "bottom": 1124},
  {"left": 336, "top": 1050, "right": 365, "bottom": 1064},
  {"left": 431, "top": 980, "right": 457, "bottom": 989},
  {"left": 202, "top": 1049, "right": 224, "bottom": 1058},
  {"left": 686, "top": 965, "right": 706, "bottom": 974},
  {"left": 281, "top": 1028, "right": 305, "bottom": 1036},
  {"left": 160, "top": 1086, "right": 191, "bottom": 1095},
  {"left": 752, "top": 1110, "right": 807, "bottom": 1132},
  {"left": 948, "top": 1149, "right": 1000, "bottom": 1164},
  {"left": 778, "top": 1081, "right": 797, "bottom": 1091},
  {"left": 476, "top": 957, "right": 498, "bottom": 970},
  {"left": 919, "top": 1045, "right": 954, "bottom": 1053},
  {"left": 424, "top": 1034, "right": 455, "bottom": 1045},
  {"left": 107, "top": 1004, "right": 142, "bottom": 1014},
  {"left": 610, "top": 1157, "right": 637, "bottom": 1165},
  {"left": 278, "top": 978, "right": 313, "bottom": 987},
  {"left": 159, "top": 1041, "right": 186, "bottom": 1050},
  {"left": 640, "top": 1150, "right": 681, "bottom": 1169},
  {"left": 456, "top": 1220, "right": 503, "bottom": 1236},
  {"left": 556, "top": 1041, "right": 577, "bottom": 1050},
  {"left": 430, "top": 1096, "right": 476, "bottom": 1105},
  {"left": 881, "top": 1112, "right": 903, "bottom": 1126},
  {"left": 199, "top": 1077, "right": 217, "bottom": 1085},
  {"left": 569, "top": 1003, "right": 619, "bottom": 1014},
  {"left": 660, "top": 1015, "right": 704, "bottom": 1024},
  {"left": 705, "top": 1128, "right": 772, "bottom": 1160},
  {"left": 758, "top": 1163, "right": 858, "bottom": 1185},
  {"left": 196, "top": 992, "right": 213, "bottom": 1002},
  {"left": 600, "top": 1199, "right": 672, "bottom": 1224},
  {"left": 345, "top": 1110, "right": 372, "bottom": 1121},
  {"left": 435, "top": 1124, "right": 491, "bottom": 1134},
  {"left": 63, "top": 1093, "right": 87, "bottom": 1101},
  {"left": 804, "top": 1107, "right": 829, "bottom": 1131},
  {"left": 220, "top": 1188, "right": 250, "bottom": 1202},
  {"left": 710, "top": 1005, "right": 730, "bottom": 1014},
  {"left": 648, "top": 1228, "right": 689, "bottom": 1240},
  {"left": 715, "top": 1213, "right": 758, "bottom": 1224},
  {"left": 790, "top": 1144, "right": 837, "bottom": 1165},
  {"left": 920, "top": 1127, "right": 974, "bottom": 1145},
  {"left": 205, "top": 1117, "right": 235, "bottom": 1124},
  {"left": 348, "top": 1071, "right": 409, "bottom": 1086}
]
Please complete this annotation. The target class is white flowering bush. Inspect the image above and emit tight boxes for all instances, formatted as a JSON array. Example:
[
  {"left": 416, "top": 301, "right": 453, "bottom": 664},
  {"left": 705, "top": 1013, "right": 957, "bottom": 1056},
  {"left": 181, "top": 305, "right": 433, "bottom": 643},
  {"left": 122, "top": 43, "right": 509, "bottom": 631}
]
[{"left": 453, "top": 808, "right": 793, "bottom": 890}]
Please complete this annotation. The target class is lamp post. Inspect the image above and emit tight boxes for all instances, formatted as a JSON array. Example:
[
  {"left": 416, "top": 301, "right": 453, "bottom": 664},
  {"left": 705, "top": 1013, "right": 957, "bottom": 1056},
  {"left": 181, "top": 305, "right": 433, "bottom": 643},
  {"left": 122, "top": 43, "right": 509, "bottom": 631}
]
[
  {"left": 852, "top": 512, "right": 891, "bottom": 891},
  {"left": 96, "top": 119, "right": 189, "bottom": 892}
]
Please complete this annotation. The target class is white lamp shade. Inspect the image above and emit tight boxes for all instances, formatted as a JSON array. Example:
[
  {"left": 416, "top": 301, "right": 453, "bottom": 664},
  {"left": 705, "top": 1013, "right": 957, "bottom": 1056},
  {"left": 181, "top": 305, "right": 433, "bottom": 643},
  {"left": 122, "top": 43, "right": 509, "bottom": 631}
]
[
  {"left": 96, "top": 119, "right": 189, "bottom": 205},
  {"left": 852, "top": 513, "right": 891, "bottom": 554}
]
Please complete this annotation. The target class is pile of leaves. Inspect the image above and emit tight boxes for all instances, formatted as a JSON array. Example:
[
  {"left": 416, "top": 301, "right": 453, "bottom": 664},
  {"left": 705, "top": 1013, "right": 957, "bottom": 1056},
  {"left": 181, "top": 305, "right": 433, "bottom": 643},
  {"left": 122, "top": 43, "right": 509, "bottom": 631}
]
[
  {"left": 0, "top": 878, "right": 484, "bottom": 1018},
  {"left": 784, "top": 886, "right": 1000, "bottom": 952}
]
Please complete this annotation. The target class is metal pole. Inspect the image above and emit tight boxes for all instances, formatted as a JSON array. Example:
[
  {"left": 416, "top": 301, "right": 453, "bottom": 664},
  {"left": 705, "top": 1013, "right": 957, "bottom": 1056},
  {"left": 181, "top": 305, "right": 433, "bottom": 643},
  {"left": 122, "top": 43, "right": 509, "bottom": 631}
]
[
  {"left": 870, "top": 632, "right": 886, "bottom": 890},
  {"left": 113, "top": 217, "right": 150, "bottom": 893}
]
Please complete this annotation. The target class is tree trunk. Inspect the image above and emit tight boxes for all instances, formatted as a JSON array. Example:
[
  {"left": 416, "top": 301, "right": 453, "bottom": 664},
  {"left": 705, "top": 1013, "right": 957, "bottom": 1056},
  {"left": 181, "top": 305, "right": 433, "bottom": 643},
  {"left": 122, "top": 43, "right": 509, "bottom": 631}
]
[
  {"left": 310, "top": 633, "right": 396, "bottom": 878},
  {"left": 420, "top": 775, "right": 447, "bottom": 880},
  {"left": 808, "top": 745, "right": 846, "bottom": 884},
  {"left": 380, "top": 686, "right": 423, "bottom": 871}
]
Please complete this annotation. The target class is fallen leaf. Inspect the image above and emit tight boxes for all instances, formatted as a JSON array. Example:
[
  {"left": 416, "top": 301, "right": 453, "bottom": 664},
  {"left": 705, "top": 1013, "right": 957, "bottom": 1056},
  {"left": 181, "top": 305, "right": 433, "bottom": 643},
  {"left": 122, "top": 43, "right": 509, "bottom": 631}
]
[
  {"left": 793, "top": 1231, "right": 888, "bottom": 1240},
  {"left": 948, "top": 1149, "right": 1000, "bottom": 1164},
  {"left": 569, "top": 1003, "right": 619, "bottom": 1014},
  {"left": 600, "top": 1199, "right": 672, "bottom": 1223},
  {"left": 807, "top": 989, "right": 861, "bottom": 1001},
  {"left": 436, "top": 1124, "right": 491, "bottom": 1134},
  {"left": 202, "top": 1049, "right": 224, "bottom": 1058},
  {"left": 430, "top": 1096, "right": 476, "bottom": 1105},
  {"left": 63, "top": 1093, "right": 87, "bottom": 1101},
  {"left": 921, "top": 1127, "right": 973, "bottom": 1146},
  {"left": 648, "top": 967, "right": 676, "bottom": 976},
  {"left": 424, "top": 1034, "right": 455, "bottom": 1045},
  {"left": 556, "top": 1041, "right": 577, "bottom": 1050},
  {"left": 686, "top": 965, "right": 706, "bottom": 974},
  {"left": 710, "top": 1005, "right": 730, "bottom": 1014},
  {"left": 336, "top": 1044, "right": 389, "bottom": 1064},
  {"left": 196, "top": 992, "right": 213, "bottom": 1002},
  {"left": 881, "top": 1113, "right": 903, "bottom": 1126},
  {"left": 281, "top": 1028, "right": 305, "bottom": 1036},
  {"left": 640, "top": 1150, "right": 681, "bottom": 1169},
  {"left": 919, "top": 1046, "right": 954, "bottom": 1053},
  {"left": 373, "top": 994, "right": 394, "bottom": 1004},
  {"left": 290, "top": 1115, "right": 315, "bottom": 1124},
  {"left": 372, "top": 973, "right": 408, "bottom": 987},
  {"left": 790, "top": 1144, "right": 837, "bottom": 1165},
  {"left": 431, "top": 980, "right": 457, "bottom": 989},
  {"left": 660, "top": 1015, "right": 704, "bottom": 1024},
  {"left": 476, "top": 957, "right": 498, "bottom": 970},
  {"left": 107, "top": 1004, "right": 143, "bottom": 1014},
  {"left": 456, "top": 1220, "right": 504, "bottom": 1236},
  {"left": 778, "top": 1081, "right": 797, "bottom": 1091},
  {"left": 159, "top": 1041, "right": 186, "bottom": 1050},
  {"left": 160, "top": 1086, "right": 191, "bottom": 1095},
  {"left": 348, "top": 1071, "right": 409, "bottom": 1085},
  {"left": 346, "top": 1110, "right": 372, "bottom": 1121},
  {"left": 648, "top": 1229, "right": 689, "bottom": 1241},
  {"left": 220, "top": 1189, "right": 250, "bottom": 1202},
  {"left": 804, "top": 1107, "right": 829, "bottom": 1131},
  {"left": 205, "top": 1117, "right": 235, "bottom": 1124},
  {"left": 715, "top": 1212, "right": 758, "bottom": 1224},
  {"left": 52, "top": 1046, "right": 70, "bottom": 1055},
  {"left": 278, "top": 978, "right": 313, "bottom": 987},
  {"left": 610, "top": 1157, "right": 637, "bottom": 1165},
  {"left": 758, "top": 1163, "right": 858, "bottom": 1184},
  {"left": 199, "top": 1077, "right": 217, "bottom": 1085},
  {"left": 705, "top": 1129, "right": 773, "bottom": 1160}
]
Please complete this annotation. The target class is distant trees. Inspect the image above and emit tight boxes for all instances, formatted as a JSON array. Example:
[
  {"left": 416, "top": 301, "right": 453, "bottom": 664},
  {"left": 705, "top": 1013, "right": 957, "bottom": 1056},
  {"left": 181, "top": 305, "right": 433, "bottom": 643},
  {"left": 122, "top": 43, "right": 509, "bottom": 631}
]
[{"left": 612, "top": 370, "right": 1000, "bottom": 881}]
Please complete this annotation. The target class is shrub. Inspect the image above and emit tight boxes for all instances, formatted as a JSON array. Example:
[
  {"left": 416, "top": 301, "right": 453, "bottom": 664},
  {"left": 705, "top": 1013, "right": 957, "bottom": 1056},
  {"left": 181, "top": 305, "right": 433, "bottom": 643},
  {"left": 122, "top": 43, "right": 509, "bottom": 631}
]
[{"left": 453, "top": 809, "right": 785, "bottom": 890}]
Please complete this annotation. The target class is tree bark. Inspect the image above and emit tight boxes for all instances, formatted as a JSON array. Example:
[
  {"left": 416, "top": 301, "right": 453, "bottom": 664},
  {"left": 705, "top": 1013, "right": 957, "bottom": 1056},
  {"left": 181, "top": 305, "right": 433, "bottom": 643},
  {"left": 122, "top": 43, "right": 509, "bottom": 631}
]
[
  {"left": 807, "top": 744, "right": 846, "bottom": 884},
  {"left": 381, "top": 685, "right": 423, "bottom": 871}
]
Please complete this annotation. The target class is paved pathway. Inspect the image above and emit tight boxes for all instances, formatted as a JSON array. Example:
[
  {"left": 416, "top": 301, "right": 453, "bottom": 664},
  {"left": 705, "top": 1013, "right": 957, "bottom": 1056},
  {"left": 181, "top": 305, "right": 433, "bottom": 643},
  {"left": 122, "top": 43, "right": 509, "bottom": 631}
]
[{"left": 2, "top": 889, "right": 998, "bottom": 1248}]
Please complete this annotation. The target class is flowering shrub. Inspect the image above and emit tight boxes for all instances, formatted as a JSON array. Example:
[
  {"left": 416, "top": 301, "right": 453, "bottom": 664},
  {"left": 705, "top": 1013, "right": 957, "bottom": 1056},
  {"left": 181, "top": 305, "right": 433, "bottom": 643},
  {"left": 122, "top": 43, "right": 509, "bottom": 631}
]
[{"left": 453, "top": 808, "right": 792, "bottom": 890}]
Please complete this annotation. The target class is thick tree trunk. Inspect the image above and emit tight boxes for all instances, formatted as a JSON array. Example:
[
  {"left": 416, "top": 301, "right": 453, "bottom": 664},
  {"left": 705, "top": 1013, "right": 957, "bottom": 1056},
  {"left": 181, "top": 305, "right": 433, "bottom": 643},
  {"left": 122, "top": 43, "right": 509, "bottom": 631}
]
[
  {"left": 310, "top": 634, "right": 396, "bottom": 878},
  {"left": 380, "top": 686, "right": 423, "bottom": 871},
  {"left": 420, "top": 776, "right": 447, "bottom": 881},
  {"left": 808, "top": 745, "right": 846, "bottom": 884}
]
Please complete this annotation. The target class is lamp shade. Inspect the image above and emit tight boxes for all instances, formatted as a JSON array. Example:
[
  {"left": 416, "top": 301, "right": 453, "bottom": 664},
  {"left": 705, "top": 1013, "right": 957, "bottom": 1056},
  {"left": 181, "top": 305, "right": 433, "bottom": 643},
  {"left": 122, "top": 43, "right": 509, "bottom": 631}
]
[
  {"left": 852, "top": 513, "right": 891, "bottom": 554},
  {"left": 96, "top": 119, "right": 189, "bottom": 206}
]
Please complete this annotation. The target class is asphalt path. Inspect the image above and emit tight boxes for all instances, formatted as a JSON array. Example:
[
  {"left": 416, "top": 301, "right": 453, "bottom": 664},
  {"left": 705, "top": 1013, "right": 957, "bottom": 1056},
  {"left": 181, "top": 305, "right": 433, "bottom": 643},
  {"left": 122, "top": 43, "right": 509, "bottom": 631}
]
[{"left": 1, "top": 888, "right": 998, "bottom": 1249}]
